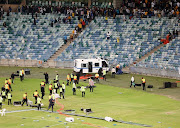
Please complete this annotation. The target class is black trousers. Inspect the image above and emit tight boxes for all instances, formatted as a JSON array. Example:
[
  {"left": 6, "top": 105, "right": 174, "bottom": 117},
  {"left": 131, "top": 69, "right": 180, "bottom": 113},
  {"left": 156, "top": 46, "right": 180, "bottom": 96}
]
[
  {"left": 12, "top": 78, "right": 14, "bottom": 83},
  {"left": 70, "top": 78, "right": 73, "bottom": 84},
  {"left": 22, "top": 99, "right": 28, "bottom": 106},
  {"left": 34, "top": 96, "right": 37, "bottom": 104},
  {"left": 48, "top": 104, "right": 54, "bottom": 112},
  {"left": 60, "top": 92, "right": 64, "bottom": 99},
  {"left": 41, "top": 92, "right": 45, "bottom": 99},
  {"left": 45, "top": 78, "right": 48, "bottom": 84},
  {"left": 55, "top": 88, "right": 58, "bottom": 93},
  {"left": 2, "top": 96, "right": 6, "bottom": 102},
  {"left": 5, "top": 89, "right": 9, "bottom": 96},
  {"left": 8, "top": 99, "right": 12, "bottom": 105},
  {"left": 103, "top": 75, "right": 106, "bottom": 81},
  {"left": 89, "top": 86, "right": 93, "bottom": 92},
  {"left": 20, "top": 76, "right": 23, "bottom": 81},
  {"left": 49, "top": 90, "right": 52, "bottom": 94},
  {"left": 73, "top": 88, "right": 76, "bottom": 95},
  {"left": 67, "top": 80, "right": 69, "bottom": 85},
  {"left": 82, "top": 92, "right": 85, "bottom": 97},
  {"left": 142, "top": 83, "right": 146, "bottom": 90},
  {"left": 0, "top": 103, "right": 2, "bottom": 109},
  {"left": 37, "top": 104, "right": 41, "bottom": 110}
]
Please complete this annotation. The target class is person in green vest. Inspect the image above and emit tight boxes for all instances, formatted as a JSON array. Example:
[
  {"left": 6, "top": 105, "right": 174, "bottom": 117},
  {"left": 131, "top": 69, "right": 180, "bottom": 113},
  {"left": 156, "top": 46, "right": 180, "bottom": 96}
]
[
  {"left": 1, "top": 90, "right": 6, "bottom": 102},
  {"left": 62, "top": 82, "right": 65, "bottom": 94},
  {"left": 70, "top": 72, "right": 74, "bottom": 84},
  {"left": 56, "top": 74, "right": 59, "bottom": 81},
  {"left": 54, "top": 81, "right": 59, "bottom": 93},
  {"left": 59, "top": 86, "right": 64, "bottom": 99},
  {"left": 80, "top": 85, "right": 86, "bottom": 97},
  {"left": 0, "top": 95, "right": 2, "bottom": 109},
  {"left": 102, "top": 69, "right": 106, "bottom": 81},
  {"left": 7, "top": 92, "right": 12, "bottom": 105},
  {"left": 37, "top": 96, "right": 41, "bottom": 110},
  {"left": 19, "top": 69, "right": 23, "bottom": 81},
  {"left": 72, "top": 82, "right": 76, "bottom": 95},
  {"left": 48, "top": 94, "right": 52, "bottom": 100}
]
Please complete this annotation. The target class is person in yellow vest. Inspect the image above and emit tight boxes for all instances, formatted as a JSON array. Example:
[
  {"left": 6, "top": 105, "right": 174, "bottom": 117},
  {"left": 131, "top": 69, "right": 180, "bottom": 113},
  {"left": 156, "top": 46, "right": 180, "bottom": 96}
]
[
  {"left": 54, "top": 81, "right": 59, "bottom": 93},
  {"left": 40, "top": 81, "right": 45, "bottom": 99},
  {"left": 8, "top": 78, "right": 13, "bottom": 91},
  {"left": 116, "top": 64, "right": 120, "bottom": 73},
  {"left": 56, "top": 74, "right": 59, "bottom": 81},
  {"left": 22, "top": 69, "right": 25, "bottom": 80},
  {"left": 1, "top": 90, "right": 6, "bottom": 102},
  {"left": 0, "top": 95, "right": 2, "bottom": 109},
  {"left": 67, "top": 74, "right": 70, "bottom": 86},
  {"left": 48, "top": 94, "right": 52, "bottom": 100},
  {"left": 52, "top": 92, "right": 55, "bottom": 100},
  {"left": 74, "top": 75, "right": 77, "bottom": 84},
  {"left": 62, "top": 82, "right": 65, "bottom": 94},
  {"left": 70, "top": 72, "right": 74, "bottom": 84},
  {"left": 7, "top": 92, "right": 12, "bottom": 105},
  {"left": 142, "top": 77, "right": 146, "bottom": 91},
  {"left": 72, "top": 82, "right": 76, "bottom": 95},
  {"left": 37, "top": 96, "right": 41, "bottom": 110},
  {"left": 19, "top": 69, "right": 23, "bottom": 81},
  {"left": 4, "top": 83, "right": 9, "bottom": 96},
  {"left": 49, "top": 84, "right": 53, "bottom": 94},
  {"left": 33, "top": 90, "right": 39, "bottom": 104},
  {"left": 59, "top": 86, "right": 64, "bottom": 99},
  {"left": 22, "top": 92, "right": 28, "bottom": 106},
  {"left": 5, "top": 79, "right": 8, "bottom": 85},
  {"left": 80, "top": 85, "right": 85, "bottom": 97},
  {"left": 47, "top": 95, "right": 55, "bottom": 112},
  {"left": 78, "top": 22, "right": 82, "bottom": 32},
  {"left": 95, "top": 73, "right": 99, "bottom": 82},
  {"left": 102, "top": 70, "right": 106, "bottom": 81}
]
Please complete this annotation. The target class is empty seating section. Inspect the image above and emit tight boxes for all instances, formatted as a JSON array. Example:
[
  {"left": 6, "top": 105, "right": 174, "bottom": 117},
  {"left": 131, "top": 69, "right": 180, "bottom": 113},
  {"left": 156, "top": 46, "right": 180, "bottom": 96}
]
[
  {"left": 55, "top": 16, "right": 176, "bottom": 67},
  {"left": 137, "top": 37, "right": 180, "bottom": 70},
  {"left": 0, "top": 12, "right": 78, "bottom": 61}
]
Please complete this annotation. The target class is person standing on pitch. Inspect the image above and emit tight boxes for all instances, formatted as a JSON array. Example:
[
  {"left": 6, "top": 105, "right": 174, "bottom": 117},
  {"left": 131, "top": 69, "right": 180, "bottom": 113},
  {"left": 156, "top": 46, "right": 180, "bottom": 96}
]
[
  {"left": 1, "top": 90, "right": 6, "bottom": 102},
  {"left": 130, "top": 76, "right": 135, "bottom": 88},
  {"left": 44, "top": 72, "right": 49, "bottom": 84},
  {"left": 56, "top": 74, "right": 59, "bottom": 81},
  {"left": 8, "top": 78, "right": 12, "bottom": 91},
  {"left": 40, "top": 81, "right": 45, "bottom": 99},
  {"left": 47, "top": 96, "right": 55, "bottom": 112},
  {"left": 7, "top": 92, "right": 12, "bottom": 105},
  {"left": 142, "top": 77, "right": 146, "bottom": 90},
  {"left": 81, "top": 85, "right": 85, "bottom": 97},
  {"left": 72, "top": 82, "right": 76, "bottom": 95},
  {"left": 22, "top": 92, "right": 28, "bottom": 106},
  {"left": 66, "top": 73, "right": 70, "bottom": 85},
  {"left": 37, "top": 96, "right": 41, "bottom": 110},
  {"left": 19, "top": 69, "right": 23, "bottom": 81},
  {"left": 48, "top": 94, "right": 52, "bottom": 100},
  {"left": 54, "top": 80, "right": 59, "bottom": 93},
  {"left": 4, "top": 83, "right": 9, "bottom": 96},
  {"left": 49, "top": 84, "right": 53, "bottom": 94},
  {"left": 111, "top": 67, "right": 116, "bottom": 78},
  {"left": 0, "top": 95, "right": 2, "bottom": 109},
  {"left": 70, "top": 72, "right": 74, "bottom": 84},
  {"left": 59, "top": 86, "right": 64, "bottom": 99},
  {"left": 62, "top": 82, "right": 65, "bottom": 94},
  {"left": 11, "top": 72, "right": 15, "bottom": 83},
  {"left": 102, "top": 69, "right": 106, "bottom": 81},
  {"left": 33, "top": 90, "right": 38, "bottom": 104},
  {"left": 89, "top": 78, "right": 94, "bottom": 92}
]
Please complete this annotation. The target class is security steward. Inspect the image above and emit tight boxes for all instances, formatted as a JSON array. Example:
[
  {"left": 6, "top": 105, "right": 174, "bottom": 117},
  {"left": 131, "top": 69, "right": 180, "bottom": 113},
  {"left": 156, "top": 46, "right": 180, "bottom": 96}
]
[
  {"left": 59, "top": 86, "right": 64, "bottom": 99},
  {"left": 37, "top": 96, "right": 41, "bottom": 110},
  {"left": 67, "top": 74, "right": 70, "bottom": 86},
  {"left": 7, "top": 92, "right": 12, "bottom": 105},
  {"left": 8, "top": 78, "right": 12, "bottom": 91},
  {"left": 19, "top": 69, "right": 23, "bottom": 81},
  {"left": 95, "top": 73, "right": 99, "bottom": 82},
  {"left": 4, "top": 83, "right": 10, "bottom": 96},
  {"left": 33, "top": 90, "right": 39, "bottom": 104},
  {"left": 81, "top": 85, "right": 85, "bottom": 97},
  {"left": 70, "top": 73, "right": 74, "bottom": 84},
  {"left": 56, "top": 74, "right": 59, "bottom": 81},
  {"left": 22, "top": 92, "right": 28, "bottom": 106},
  {"left": 49, "top": 84, "right": 53, "bottom": 94},
  {"left": 72, "top": 82, "right": 76, "bottom": 95},
  {"left": 62, "top": 82, "right": 65, "bottom": 93},
  {"left": 54, "top": 81, "right": 59, "bottom": 93},
  {"left": 48, "top": 94, "right": 52, "bottom": 100},
  {"left": 1, "top": 90, "right": 6, "bottom": 102},
  {"left": 47, "top": 96, "right": 55, "bottom": 112},
  {"left": 142, "top": 77, "right": 146, "bottom": 90},
  {"left": 74, "top": 75, "right": 77, "bottom": 84},
  {"left": 40, "top": 81, "right": 45, "bottom": 99},
  {"left": 102, "top": 70, "right": 106, "bottom": 81}
]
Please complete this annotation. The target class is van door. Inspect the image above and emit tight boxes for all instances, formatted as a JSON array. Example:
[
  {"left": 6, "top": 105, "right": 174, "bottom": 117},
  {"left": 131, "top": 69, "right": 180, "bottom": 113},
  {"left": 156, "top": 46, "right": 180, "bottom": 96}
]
[{"left": 88, "top": 62, "right": 93, "bottom": 72}]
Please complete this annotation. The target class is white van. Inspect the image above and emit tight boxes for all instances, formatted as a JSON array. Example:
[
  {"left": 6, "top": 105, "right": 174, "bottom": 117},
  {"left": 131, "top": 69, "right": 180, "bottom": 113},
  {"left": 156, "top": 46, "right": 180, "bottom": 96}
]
[{"left": 74, "top": 58, "right": 110, "bottom": 73}]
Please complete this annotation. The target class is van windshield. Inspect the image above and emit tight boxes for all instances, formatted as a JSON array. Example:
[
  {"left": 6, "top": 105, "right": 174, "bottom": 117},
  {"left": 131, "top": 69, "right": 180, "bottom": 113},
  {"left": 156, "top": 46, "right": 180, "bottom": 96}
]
[{"left": 102, "top": 61, "right": 108, "bottom": 67}]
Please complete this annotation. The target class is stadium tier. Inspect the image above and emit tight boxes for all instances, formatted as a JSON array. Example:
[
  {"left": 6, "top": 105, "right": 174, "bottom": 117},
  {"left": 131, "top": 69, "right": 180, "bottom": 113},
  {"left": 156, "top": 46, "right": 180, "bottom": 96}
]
[
  {"left": 0, "top": 12, "right": 78, "bottom": 61},
  {"left": 55, "top": 16, "right": 178, "bottom": 68}
]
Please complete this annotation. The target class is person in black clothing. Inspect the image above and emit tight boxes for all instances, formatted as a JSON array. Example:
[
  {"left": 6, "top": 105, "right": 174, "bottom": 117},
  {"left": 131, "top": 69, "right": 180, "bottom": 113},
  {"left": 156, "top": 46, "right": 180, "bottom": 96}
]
[
  {"left": 40, "top": 82, "right": 45, "bottom": 99},
  {"left": 47, "top": 97, "right": 55, "bottom": 112},
  {"left": 11, "top": 72, "right": 15, "bottom": 84},
  {"left": 44, "top": 72, "right": 49, "bottom": 84},
  {"left": 33, "top": 18, "right": 36, "bottom": 25},
  {"left": 51, "top": 21, "right": 53, "bottom": 27}
]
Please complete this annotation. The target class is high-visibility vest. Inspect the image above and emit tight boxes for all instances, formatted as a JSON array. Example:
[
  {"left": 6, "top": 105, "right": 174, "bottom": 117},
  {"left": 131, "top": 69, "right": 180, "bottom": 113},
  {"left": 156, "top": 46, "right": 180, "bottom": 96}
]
[
  {"left": 142, "top": 79, "right": 146, "bottom": 83},
  {"left": 41, "top": 82, "right": 45, "bottom": 86},
  {"left": 8, "top": 79, "right": 11, "bottom": 85},
  {"left": 37, "top": 98, "right": 41, "bottom": 104},
  {"left": 34, "top": 92, "right": 38, "bottom": 97},
  {"left": 5, "top": 84, "right": 9, "bottom": 90},
  {"left": 5, "top": 80, "right": 8, "bottom": 84},
  {"left": 73, "top": 83, "right": 76, "bottom": 88},
  {"left": 95, "top": 74, "right": 99, "bottom": 78},
  {"left": 62, "top": 84, "right": 65, "bottom": 89},
  {"left": 2, "top": 91, "right": 5, "bottom": 96},
  {"left": 81, "top": 86, "right": 85, "bottom": 92},
  {"left": 49, "top": 85, "right": 52, "bottom": 90},
  {"left": 103, "top": 70, "right": 106, "bottom": 75},
  {"left": 23, "top": 94, "right": 27, "bottom": 99},
  {"left": 0, "top": 97, "right": 2, "bottom": 103},
  {"left": 19, "top": 70, "right": 22, "bottom": 76},
  {"left": 71, "top": 74, "right": 73, "bottom": 78},
  {"left": 7, "top": 93, "right": 11, "bottom": 99},
  {"left": 60, "top": 88, "right": 63, "bottom": 92},
  {"left": 52, "top": 94, "right": 55, "bottom": 100},
  {"left": 54, "top": 83, "right": 58, "bottom": 88},
  {"left": 67, "top": 75, "right": 70, "bottom": 80},
  {"left": 56, "top": 75, "right": 58, "bottom": 80},
  {"left": 49, "top": 95, "right": 51, "bottom": 100},
  {"left": 74, "top": 76, "right": 77, "bottom": 80},
  {"left": 116, "top": 65, "right": 120, "bottom": 68}
]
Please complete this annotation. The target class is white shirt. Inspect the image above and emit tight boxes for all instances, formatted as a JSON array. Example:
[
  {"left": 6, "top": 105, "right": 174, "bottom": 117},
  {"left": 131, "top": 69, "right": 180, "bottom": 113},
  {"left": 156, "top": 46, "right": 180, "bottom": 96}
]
[
  {"left": 131, "top": 76, "right": 134, "bottom": 82},
  {"left": 111, "top": 68, "right": 116, "bottom": 73},
  {"left": 107, "top": 33, "right": 110, "bottom": 38}
]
